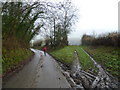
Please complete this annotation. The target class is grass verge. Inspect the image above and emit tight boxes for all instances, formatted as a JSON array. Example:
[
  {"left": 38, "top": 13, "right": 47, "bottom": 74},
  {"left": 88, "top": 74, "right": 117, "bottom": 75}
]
[
  {"left": 2, "top": 48, "right": 32, "bottom": 76},
  {"left": 50, "top": 46, "right": 95, "bottom": 71},
  {"left": 50, "top": 46, "right": 74, "bottom": 65}
]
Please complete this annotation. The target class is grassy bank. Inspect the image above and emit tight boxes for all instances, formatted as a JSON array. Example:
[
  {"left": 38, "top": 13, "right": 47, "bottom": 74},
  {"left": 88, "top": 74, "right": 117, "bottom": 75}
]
[
  {"left": 50, "top": 46, "right": 95, "bottom": 71},
  {"left": 50, "top": 46, "right": 74, "bottom": 64},
  {"left": 83, "top": 46, "right": 120, "bottom": 78},
  {"left": 2, "top": 48, "right": 32, "bottom": 75}
]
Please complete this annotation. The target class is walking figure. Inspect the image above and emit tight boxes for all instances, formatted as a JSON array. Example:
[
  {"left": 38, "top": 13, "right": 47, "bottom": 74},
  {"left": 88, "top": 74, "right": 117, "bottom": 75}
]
[{"left": 43, "top": 46, "right": 47, "bottom": 56}]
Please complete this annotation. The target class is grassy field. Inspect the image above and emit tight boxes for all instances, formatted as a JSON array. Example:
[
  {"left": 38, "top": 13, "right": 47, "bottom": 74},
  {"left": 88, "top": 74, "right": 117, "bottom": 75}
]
[
  {"left": 50, "top": 46, "right": 95, "bottom": 71},
  {"left": 50, "top": 45, "right": 119, "bottom": 78},
  {"left": 83, "top": 46, "right": 120, "bottom": 78},
  {"left": 2, "top": 48, "right": 32, "bottom": 75}
]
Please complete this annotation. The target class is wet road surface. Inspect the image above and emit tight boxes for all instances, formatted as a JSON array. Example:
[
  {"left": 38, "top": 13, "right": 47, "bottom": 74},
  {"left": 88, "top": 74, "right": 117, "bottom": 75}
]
[{"left": 3, "top": 49, "right": 71, "bottom": 88}]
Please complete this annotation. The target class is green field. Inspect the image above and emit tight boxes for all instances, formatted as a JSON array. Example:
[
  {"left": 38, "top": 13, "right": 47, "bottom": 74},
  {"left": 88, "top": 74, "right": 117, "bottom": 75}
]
[
  {"left": 50, "top": 45, "right": 119, "bottom": 78},
  {"left": 83, "top": 46, "right": 120, "bottom": 78}
]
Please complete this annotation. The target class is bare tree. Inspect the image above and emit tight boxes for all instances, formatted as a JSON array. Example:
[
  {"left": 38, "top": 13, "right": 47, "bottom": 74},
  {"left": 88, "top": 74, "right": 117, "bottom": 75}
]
[{"left": 41, "top": 0, "right": 78, "bottom": 48}]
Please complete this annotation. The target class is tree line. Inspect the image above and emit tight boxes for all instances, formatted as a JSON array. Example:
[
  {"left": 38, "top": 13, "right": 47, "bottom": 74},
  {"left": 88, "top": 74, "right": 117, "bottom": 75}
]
[
  {"left": 2, "top": 0, "right": 77, "bottom": 50},
  {"left": 81, "top": 32, "right": 120, "bottom": 47},
  {"left": 34, "top": 0, "right": 77, "bottom": 49}
]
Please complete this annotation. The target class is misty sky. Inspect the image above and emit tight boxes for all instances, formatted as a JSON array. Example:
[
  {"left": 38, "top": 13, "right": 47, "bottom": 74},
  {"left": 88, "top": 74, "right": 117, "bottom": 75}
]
[{"left": 31, "top": 0, "right": 119, "bottom": 41}]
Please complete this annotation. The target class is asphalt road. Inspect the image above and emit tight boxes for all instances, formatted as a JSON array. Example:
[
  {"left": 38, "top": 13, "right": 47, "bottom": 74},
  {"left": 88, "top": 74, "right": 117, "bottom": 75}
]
[{"left": 3, "top": 49, "right": 71, "bottom": 88}]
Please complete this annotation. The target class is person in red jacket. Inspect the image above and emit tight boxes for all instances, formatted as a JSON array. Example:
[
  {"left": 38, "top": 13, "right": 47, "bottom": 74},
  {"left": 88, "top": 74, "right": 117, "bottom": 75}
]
[{"left": 43, "top": 46, "right": 47, "bottom": 56}]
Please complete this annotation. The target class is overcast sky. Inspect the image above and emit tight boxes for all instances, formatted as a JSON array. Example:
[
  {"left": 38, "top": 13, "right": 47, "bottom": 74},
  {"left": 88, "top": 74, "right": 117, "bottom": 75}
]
[{"left": 68, "top": 0, "right": 119, "bottom": 39}]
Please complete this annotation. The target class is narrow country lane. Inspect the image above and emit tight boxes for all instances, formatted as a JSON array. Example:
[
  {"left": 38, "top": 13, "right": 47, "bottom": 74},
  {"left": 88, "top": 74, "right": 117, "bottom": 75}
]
[{"left": 3, "top": 49, "right": 71, "bottom": 88}]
